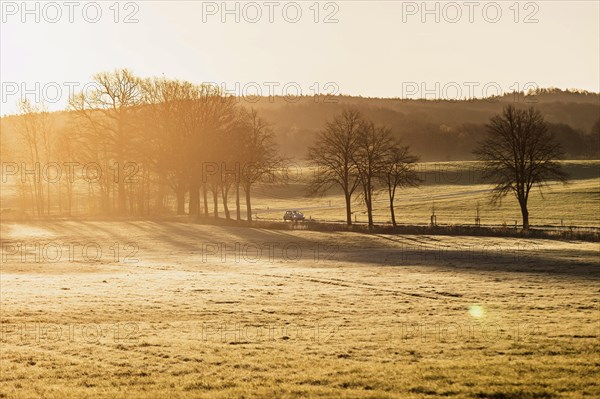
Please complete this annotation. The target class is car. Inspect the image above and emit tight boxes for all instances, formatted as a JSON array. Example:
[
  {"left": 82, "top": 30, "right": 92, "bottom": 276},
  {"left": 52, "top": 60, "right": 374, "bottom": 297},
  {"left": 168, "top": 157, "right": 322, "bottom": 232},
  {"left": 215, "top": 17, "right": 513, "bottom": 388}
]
[{"left": 284, "top": 210, "right": 305, "bottom": 221}]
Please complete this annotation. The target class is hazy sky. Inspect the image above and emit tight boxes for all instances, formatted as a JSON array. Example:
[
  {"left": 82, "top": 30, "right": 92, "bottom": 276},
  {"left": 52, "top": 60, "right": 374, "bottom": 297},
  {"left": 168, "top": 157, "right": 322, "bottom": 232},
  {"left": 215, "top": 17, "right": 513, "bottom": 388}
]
[{"left": 1, "top": 0, "right": 599, "bottom": 114}]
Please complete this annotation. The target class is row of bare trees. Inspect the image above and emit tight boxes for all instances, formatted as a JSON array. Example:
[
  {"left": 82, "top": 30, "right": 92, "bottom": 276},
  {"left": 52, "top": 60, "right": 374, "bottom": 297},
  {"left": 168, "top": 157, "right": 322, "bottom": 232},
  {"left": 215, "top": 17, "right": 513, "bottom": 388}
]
[
  {"left": 9, "top": 69, "right": 279, "bottom": 220},
  {"left": 309, "top": 106, "right": 568, "bottom": 230},
  {"left": 7, "top": 71, "right": 568, "bottom": 230},
  {"left": 11, "top": 100, "right": 55, "bottom": 217},
  {"left": 308, "top": 109, "right": 421, "bottom": 229}
]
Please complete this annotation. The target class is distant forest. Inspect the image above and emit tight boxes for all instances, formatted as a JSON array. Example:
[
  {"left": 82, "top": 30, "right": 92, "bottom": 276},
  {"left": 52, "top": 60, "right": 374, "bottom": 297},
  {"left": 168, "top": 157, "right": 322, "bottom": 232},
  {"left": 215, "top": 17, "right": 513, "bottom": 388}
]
[
  {"left": 250, "top": 88, "right": 600, "bottom": 161},
  {"left": 2, "top": 87, "right": 599, "bottom": 162}
]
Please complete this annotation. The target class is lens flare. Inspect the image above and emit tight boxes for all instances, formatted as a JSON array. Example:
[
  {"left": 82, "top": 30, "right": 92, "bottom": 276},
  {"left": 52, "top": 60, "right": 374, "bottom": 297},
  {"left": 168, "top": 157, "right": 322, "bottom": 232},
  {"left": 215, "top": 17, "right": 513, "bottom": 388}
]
[{"left": 468, "top": 305, "right": 485, "bottom": 318}]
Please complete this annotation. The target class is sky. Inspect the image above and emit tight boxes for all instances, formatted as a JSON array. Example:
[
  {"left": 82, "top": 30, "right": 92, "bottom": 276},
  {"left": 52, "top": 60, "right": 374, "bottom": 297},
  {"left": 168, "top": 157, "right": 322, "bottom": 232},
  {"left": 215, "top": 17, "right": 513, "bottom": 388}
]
[{"left": 1, "top": 0, "right": 599, "bottom": 114}]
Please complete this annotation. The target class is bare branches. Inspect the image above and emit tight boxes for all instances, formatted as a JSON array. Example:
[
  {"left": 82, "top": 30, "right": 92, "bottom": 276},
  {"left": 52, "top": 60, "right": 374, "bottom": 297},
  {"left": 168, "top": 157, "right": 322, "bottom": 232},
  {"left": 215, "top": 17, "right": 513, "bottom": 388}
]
[
  {"left": 307, "top": 108, "right": 364, "bottom": 225},
  {"left": 378, "top": 141, "right": 421, "bottom": 227},
  {"left": 235, "top": 107, "right": 280, "bottom": 221},
  {"left": 352, "top": 122, "right": 394, "bottom": 228},
  {"left": 474, "top": 105, "right": 568, "bottom": 229},
  {"left": 308, "top": 108, "right": 421, "bottom": 228}
]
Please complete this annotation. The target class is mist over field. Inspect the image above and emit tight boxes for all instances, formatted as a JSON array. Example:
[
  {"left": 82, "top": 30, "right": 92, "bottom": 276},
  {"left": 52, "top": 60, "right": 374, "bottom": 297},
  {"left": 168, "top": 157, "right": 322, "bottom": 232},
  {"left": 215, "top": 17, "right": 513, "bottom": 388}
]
[{"left": 1, "top": 1, "right": 599, "bottom": 399}]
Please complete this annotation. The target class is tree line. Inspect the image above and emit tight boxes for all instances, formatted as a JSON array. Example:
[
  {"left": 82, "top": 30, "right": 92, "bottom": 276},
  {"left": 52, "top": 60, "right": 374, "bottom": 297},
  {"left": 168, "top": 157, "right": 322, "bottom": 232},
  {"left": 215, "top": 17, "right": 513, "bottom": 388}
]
[
  {"left": 308, "top": 106, "right": 568, "bottom": 230},
  {"left": 307, "top": 108, "right": 420, "bottom": 228},
  {"left": 4, "top": 69, "right": 569, "bottom": 230},
  {"left": 6, "top": 69, "right": 280, "bottom": 220}
]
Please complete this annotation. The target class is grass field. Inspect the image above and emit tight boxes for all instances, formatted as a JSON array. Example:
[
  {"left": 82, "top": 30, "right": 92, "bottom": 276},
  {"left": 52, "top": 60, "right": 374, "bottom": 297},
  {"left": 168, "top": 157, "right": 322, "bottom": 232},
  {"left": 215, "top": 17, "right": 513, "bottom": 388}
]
[
  {"left": 1, "top": 160, "right": 598, "bottom": 398},
  {"left": 252, "top": 161, "right": 600, "bottom": 228},
  {"left": 1, "top": 221, "right": 599, "bottom": 398},
  {"left": 1, "top": 161, "right": 598, "bottom": 228}
]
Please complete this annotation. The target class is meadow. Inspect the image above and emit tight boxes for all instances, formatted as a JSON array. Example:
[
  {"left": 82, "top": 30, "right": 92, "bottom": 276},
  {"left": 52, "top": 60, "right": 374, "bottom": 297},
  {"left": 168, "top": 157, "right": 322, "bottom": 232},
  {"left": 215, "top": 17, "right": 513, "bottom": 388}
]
[
  {"left": 251, "top": 161, "right": 600, "bottom": 228},
  {"left": 0, "top": 160, "right": 598, "bottom": 398},
  {"left": 2, "top": 161, "right": 597, "bottom": 229}
]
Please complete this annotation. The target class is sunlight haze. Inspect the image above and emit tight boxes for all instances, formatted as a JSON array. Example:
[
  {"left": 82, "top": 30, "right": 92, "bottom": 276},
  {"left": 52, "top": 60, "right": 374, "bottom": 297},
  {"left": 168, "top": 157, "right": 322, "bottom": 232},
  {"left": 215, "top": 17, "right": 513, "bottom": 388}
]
[{"left": 1, "top": 1, "right": 599, "bottom": 114}]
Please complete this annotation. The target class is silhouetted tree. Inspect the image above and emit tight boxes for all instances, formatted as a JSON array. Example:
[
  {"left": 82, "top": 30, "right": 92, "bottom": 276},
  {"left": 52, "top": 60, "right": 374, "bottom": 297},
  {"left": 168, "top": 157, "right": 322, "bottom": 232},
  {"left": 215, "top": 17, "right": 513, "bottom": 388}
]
[
  {"left": 474, "top": 106, "right": 568, "bottom": 229},
  {"left": 352, "top": 122, "right": 392, "bottom": 229},
  {"left": 14, "top": 100, "right": 53, "bottom": 216},
  {"left": 307, "top": 108, "right": 363, "bottom": 225},
  {"left": 140, "top": 77, "right": 194, "bottom": 215},
  {"left": 237, "top": 108, "right": 278, "bottom": 222},
  {"left": 69, "top": 69, "right": 143, "bottom": 215},
  {"left": 379, "top": 142, "right": 421, "bottom": 227}
]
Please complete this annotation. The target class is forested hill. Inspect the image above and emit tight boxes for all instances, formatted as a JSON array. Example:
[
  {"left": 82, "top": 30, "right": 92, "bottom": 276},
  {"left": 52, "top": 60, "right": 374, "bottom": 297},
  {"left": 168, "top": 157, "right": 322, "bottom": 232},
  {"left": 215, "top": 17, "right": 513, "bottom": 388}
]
[
  {"left": 252, "top": 89, "right": 600, "bottom": 161},
  {"left": 2, "top": 89, "right": 599, "bottom": 162}
]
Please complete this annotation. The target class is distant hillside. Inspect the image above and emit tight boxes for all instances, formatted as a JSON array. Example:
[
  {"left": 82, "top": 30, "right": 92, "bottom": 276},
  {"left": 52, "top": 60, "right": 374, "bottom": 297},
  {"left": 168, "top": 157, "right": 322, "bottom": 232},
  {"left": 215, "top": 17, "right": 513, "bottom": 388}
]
[
  {"left": 1, "top": 89, "right": 599, "bottom": 162},
  {"left": 250, "top": 89, "right": 599, "bottom": 161}
]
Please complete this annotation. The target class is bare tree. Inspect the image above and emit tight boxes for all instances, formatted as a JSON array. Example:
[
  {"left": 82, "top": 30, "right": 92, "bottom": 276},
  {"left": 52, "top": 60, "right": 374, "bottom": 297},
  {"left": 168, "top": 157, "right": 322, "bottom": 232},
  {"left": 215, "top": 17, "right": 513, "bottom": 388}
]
[
  {"left": 352, "top": 122, "right": 393, "bottom": 229},
  {"left": 474, "top": 105, "right": 568, "bottom": 229},
  {"left": 237, "top": 108, "right": 278, "bottom": 222},
  {"left": 228, "top": 111, "right": 249, "bottom": 221},
  {"left": 69, "top": 69, "right": 143, "bottom": 215},
  {"left": 141, "top": 77, "right": 196, "bottom": 215},
  {"left": 379, "top": 142, "right": 421, "bottom": 227},
  {"left": 67, "top": 104, "right": 115, "bottom": 215},
  {"left": 14, "top": 100, "right": 53, "bottom": 217},
  {"left": 307, "top": 108, "right": 363, "bottom": 225},
  {"left": 218, "top": 123, "right": 240, "bottom": 220},
  {"left": 55, "top": 123, "right": 80, "bottom": 216},
  {"left": 182, "top": 85, "right": 237, "bottom": 219}
]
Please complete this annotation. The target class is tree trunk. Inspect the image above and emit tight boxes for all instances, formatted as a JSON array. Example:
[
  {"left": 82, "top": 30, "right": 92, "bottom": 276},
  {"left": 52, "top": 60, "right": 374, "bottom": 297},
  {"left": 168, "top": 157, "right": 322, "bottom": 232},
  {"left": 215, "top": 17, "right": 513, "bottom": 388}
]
[
  {"left": 176, "top": 188, "right": 185, "bottom": 215},
  {"left": 235, "top": 183, "right": 241, "bottom": 221},
  {"left": 366, "top": 192, "right": 373, "bottom": 229},
  {"left": 363, "top": 183, "right": 373, "bottom": 229},
  {"left": 189, "top": 181, "right": 199, "bottom": 216},
  {"left": 221, "top": 186, "right": 230, "bottom": 220},
  {"left": 344, "top": 191, "right": 352, "bottom": 225},
  {"left": 520, "top": 200, "right": 530, "bottom": 230},
  {"left": 389, "top": 192, "right": 396, "bottom": 227},
  {"left": 212, "top": 188, "right": 219, "bottom": 219},
  {"left": 202, "top": 184, "right": 209, "bottom": 217},
  {"left": 117, "top": 161, "right": 126, "bottom": 215},
  {"left": 245, "top": 186, "right": 252, "bottom": 222}
]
